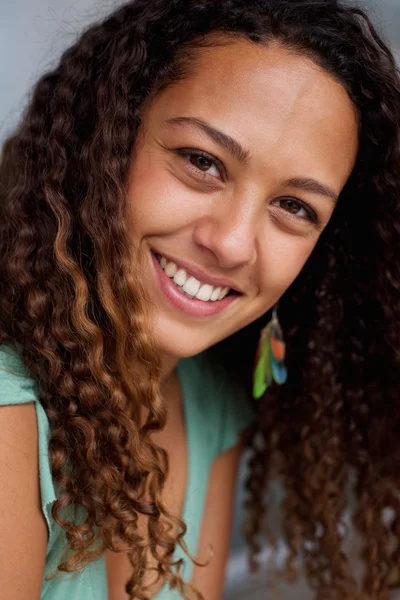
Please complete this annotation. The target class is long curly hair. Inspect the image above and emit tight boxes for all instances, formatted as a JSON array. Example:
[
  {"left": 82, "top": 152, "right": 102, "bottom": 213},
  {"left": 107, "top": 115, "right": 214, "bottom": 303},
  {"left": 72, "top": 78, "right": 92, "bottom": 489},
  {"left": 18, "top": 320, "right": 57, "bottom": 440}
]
[{"left": 1, "top": 0, "right": 399, "bottom": 598}]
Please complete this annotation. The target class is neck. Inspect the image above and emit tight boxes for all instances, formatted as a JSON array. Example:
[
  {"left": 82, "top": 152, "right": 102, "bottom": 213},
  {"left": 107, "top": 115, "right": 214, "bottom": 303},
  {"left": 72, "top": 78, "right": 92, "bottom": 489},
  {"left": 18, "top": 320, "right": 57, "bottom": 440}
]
[{"left": 160, "top": 353, "right": 179, "bottom": 383}]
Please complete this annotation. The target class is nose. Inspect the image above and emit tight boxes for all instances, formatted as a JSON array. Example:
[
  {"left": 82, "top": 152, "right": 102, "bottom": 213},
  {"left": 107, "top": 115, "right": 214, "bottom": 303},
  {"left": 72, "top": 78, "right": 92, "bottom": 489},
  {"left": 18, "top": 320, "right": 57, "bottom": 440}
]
[{"left": 193, "top": 198, "right": 258, "bottom": 269}]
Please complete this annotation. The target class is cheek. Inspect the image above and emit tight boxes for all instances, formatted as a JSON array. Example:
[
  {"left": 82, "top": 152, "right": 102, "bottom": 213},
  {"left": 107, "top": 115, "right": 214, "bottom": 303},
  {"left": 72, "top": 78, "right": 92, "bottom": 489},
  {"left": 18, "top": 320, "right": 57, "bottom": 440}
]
[
  {"left": 258, "top": 231, "right": 318, "bottom": 299},
  {"left": 126, "top": 153, "right": 202, "bottom": 235}
]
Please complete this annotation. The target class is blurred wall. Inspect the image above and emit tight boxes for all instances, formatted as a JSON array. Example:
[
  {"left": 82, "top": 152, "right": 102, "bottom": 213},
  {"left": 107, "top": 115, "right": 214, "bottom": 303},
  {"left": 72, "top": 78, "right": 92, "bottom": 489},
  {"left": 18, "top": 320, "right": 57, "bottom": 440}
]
[
  {"left": 1, "top": 0, "right": 399, "bottom": 142},
  {"left": 1, "top": 1, "right": 399, "bottom": 598},
  {"left": 0, "top": 0, "right": 120, "bottom": 141}
]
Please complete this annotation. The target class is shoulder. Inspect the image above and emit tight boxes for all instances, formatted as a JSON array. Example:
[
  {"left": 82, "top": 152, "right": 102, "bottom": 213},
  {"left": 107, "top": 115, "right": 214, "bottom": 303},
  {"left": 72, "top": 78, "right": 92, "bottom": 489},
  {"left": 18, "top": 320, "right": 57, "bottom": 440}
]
[
  {"left": 0, "top": 343, "right": 56, "bottom": 535},
  {"left": 0, "top": 349, "right": 48, "bottom": 597},
  {"left": 0, "top": 403, "right": 48, "bottom": 598},
  {"left": 0, "top": 343, "right": 39, "bottom": 406},
  {"left": 0, "top": 343, "right": 49, "bottom": 484},
  {"left": 0, "top": 401, "right": 40, "bottom": 468},
  {"left": 206, "top": 352, "right": 255, "bottom": 455},
  {"left": 179, "top": 350, "right": 255, "bottom": 457}
]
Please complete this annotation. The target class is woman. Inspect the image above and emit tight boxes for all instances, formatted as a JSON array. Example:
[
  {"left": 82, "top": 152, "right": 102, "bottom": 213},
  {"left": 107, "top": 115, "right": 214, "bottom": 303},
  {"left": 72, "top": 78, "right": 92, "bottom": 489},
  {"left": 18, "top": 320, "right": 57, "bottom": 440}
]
[{"left": 0, "top": 0, "right": 399, "bottom": 599}]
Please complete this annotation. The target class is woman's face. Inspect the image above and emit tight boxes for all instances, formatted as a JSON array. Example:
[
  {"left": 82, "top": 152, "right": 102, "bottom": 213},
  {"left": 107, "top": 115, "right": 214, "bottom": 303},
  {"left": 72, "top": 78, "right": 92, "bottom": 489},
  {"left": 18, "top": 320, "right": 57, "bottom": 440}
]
[{"left": 127, "top": 39, "right": 358, "bottom": 358}]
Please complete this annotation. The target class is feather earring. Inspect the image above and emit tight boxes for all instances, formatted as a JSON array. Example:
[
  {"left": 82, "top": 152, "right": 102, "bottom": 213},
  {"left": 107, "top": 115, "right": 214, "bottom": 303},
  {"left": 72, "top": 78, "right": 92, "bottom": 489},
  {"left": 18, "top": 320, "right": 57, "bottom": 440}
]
[{"left": 252, "top": 306, "right": 287, "bottom": 399}]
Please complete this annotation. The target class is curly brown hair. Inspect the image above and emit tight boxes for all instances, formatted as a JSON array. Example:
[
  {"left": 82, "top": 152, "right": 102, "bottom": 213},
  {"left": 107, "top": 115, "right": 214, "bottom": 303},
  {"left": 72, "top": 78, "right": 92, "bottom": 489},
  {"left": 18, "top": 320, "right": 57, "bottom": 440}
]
[{"left": 1, "top": 0, "right": 399, "bottom": 598}]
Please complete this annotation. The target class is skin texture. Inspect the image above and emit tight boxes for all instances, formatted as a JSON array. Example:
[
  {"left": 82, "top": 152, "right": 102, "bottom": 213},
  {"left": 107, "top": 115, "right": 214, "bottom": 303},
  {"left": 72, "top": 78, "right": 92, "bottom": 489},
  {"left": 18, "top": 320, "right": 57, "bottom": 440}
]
[
  {"left": 127, "top": 40, "right": 358, "bottom": 361},
  {"left": 1, "top": 39, "right": 358, "bottom": 600},
  {"left": 105, "top": 40, "right": 359, "bottom": 598},
  {"left": 0, "top": 404, "right": 47, "bottom": 600},
  {"left": 1, "top": 0, "right": 399, "bottom": 595}
]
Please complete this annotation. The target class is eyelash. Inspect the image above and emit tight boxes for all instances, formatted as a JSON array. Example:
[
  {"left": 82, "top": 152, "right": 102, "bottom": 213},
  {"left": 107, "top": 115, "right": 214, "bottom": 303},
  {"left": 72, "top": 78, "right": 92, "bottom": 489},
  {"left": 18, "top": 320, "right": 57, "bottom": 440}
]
[
  {"left": 175, "top": 148, "right": 319, "bottom": 225},
  {"left": 272, "top": 198, "right": 319, "bottom": 225},
  {"left": 175, "top": 148, "right": 225, "bottom": 181}
]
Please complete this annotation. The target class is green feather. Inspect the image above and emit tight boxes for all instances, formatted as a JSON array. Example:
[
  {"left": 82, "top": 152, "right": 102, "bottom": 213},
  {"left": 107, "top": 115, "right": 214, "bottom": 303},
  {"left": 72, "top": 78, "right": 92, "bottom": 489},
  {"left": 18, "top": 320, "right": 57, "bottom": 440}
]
[{"left": 253, "top": 327, "right": 273, "bottom": 399}]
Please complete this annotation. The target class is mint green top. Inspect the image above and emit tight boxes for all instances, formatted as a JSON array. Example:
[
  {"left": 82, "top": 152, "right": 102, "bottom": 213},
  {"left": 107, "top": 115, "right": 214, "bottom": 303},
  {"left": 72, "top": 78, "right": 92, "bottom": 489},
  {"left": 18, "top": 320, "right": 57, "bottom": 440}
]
[{"left": 0, "top": 344, "right": 253, "bottom": 599}]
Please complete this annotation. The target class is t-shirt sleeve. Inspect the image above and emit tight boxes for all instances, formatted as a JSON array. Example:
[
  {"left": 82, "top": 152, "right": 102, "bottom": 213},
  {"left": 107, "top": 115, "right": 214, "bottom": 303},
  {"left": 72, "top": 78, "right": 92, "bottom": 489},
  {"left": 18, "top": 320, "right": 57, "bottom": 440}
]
[
  {"left": 208, "top": 359, "right": 255, "bottom": 457},
  {"left": 215, "top": 379, "right": 254, "bottom": 456},
  {"left": 0, "top": 344, "right": 57, "bottom": 540}
]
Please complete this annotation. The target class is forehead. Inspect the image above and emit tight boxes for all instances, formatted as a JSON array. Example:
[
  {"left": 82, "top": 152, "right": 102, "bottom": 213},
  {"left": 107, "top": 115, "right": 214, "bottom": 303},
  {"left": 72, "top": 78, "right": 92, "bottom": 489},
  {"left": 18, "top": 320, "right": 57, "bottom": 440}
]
[{"left": 148, "top": 39, "right": 359, "bottom": 184}]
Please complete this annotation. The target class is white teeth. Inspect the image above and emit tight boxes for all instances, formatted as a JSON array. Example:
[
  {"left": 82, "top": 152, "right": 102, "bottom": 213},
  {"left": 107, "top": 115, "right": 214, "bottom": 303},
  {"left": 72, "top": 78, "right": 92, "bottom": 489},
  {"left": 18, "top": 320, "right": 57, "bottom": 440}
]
[
  {"left": 196, "top": 284, "right": 213, "bottom": 301},
  {"left": 157, "top": 254, "right": 232, "bottom": 302},
  {"left": 219, "top": 287, "right": 230, "bottom": 300},
  {"left": 165, "top": 262, "right": 177, "bottom": 277},
  {"left": 173, "top": 269, "right": 187, "bottom": 287},
  {"left": 183, "top": 277, "right": 201, "bottom": 297}
]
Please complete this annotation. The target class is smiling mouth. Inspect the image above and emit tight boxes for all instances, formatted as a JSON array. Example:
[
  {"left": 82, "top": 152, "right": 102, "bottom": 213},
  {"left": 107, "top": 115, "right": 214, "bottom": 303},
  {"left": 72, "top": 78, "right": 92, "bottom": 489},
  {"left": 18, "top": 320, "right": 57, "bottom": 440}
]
[
  {"left": 153, "top": 252, "right": 237, "bottom": 302},
  {"left": 150, "top": 250, "right": 241, "bottom": 318}
]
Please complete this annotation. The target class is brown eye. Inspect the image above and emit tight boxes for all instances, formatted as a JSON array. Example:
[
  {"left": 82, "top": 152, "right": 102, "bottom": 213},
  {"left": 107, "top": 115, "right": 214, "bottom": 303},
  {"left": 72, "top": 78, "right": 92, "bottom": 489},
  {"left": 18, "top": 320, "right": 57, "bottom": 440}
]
[
  {"left": 280, "top": 199, "right": 302, "bottom": 214},
  {"left": 271, "top": 196, "right": 318, "bottom": 224},
  {"left": 176, "top": 148, "right": 224, "bottom": 180},
  {"left": 190, "top": 154, "right": 213, "bottom": 171}
]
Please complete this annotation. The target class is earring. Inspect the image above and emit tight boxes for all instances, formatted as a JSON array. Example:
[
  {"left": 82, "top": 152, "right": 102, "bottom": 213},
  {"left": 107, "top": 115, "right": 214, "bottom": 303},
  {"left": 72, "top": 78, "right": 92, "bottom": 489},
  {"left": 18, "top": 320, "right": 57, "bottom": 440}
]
[{"left": 253, "top": 305, "right": 287, "bottom": 399}]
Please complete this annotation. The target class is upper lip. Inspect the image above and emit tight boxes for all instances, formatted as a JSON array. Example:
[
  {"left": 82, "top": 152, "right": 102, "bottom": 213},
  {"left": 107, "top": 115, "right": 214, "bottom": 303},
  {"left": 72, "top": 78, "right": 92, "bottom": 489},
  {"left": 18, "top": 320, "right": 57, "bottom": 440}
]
[{"left": 152, "top": 249, "right": 243, "bottom": 294}]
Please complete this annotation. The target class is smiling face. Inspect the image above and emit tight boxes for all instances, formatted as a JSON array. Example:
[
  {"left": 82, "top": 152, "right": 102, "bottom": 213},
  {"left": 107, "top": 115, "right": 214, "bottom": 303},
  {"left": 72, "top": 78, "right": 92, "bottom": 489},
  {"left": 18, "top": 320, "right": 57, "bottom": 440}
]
[{"left": 126, "top": 39, "right": 358, "bottom": 359}]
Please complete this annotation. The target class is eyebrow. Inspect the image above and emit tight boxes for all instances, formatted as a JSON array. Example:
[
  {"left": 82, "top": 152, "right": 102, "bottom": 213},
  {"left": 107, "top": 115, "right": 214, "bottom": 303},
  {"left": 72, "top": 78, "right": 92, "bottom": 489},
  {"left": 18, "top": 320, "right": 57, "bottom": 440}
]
[
  {"left": 284, "top": 177, "right": 339, "bottom": 205},
  {"left": 166, "top": 116, "right": 251, "bottom": 164},
  {"left": 166, "top": 116, "right": 338, "bottom": 205}
]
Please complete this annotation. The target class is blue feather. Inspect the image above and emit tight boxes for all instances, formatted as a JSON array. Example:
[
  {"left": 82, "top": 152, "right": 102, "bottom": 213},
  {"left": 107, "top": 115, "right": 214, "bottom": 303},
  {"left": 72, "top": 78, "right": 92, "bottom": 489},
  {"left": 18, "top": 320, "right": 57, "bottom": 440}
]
[{"left": 272, "top": 356, "right": 288, "bottom": 384}]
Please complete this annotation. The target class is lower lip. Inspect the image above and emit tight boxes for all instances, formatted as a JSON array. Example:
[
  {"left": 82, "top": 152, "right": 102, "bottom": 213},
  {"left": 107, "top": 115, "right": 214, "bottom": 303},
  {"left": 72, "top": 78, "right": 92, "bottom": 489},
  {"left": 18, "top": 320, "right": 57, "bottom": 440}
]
[{"left": 151, "top": 252, "right": 239, "bottom": 318}]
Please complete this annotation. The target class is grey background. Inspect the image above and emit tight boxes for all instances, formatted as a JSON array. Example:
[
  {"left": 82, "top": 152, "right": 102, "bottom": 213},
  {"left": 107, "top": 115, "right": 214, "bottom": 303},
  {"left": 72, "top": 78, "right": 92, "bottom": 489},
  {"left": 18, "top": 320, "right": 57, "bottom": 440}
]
[
  {"left": 1, "top": 1, "right": 399, "bottom": 598},
  {"left": 1, "top": 0, "right": 399, "bottom": 142}
]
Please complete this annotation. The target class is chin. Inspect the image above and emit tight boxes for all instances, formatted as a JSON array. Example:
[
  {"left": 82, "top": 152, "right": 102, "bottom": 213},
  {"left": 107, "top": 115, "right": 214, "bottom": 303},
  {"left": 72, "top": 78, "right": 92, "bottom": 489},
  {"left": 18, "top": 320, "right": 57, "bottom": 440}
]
[{"left": 153, "top": 316, "right": 218, "bottom": 359}]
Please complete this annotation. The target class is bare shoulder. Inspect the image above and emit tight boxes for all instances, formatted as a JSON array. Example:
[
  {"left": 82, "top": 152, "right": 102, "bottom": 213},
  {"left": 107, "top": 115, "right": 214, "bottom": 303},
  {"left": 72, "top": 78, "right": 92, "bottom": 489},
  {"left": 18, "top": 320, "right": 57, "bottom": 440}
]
[{"left": 0, "top": 402, "right": 48, "bottom": 599}]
